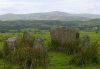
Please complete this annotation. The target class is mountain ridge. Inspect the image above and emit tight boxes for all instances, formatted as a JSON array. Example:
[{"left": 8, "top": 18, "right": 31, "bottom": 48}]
[{"left": 0, "top": 11, "right": 100, "bottom": 21}]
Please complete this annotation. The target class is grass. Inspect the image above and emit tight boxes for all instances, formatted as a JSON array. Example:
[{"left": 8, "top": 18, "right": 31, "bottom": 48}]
[
  {"left": 48, "top": 51, "right": 68, "bottom": 69},
  {"left": 0, "top": 59, "right": 20, "bottom": 69},
  {"left": 0, "top": 31, "right": 100, "bottom": 69},
  {"left": 80, "top": 32, "right": 100, "bottom": 40},
  {"left": 48, "top": 51, "right": 100, "bottom": 69}
]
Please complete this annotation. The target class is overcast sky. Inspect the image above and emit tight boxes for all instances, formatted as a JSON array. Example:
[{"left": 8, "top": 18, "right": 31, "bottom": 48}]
[{"left": 0, "top": 0, "right": 100, "bottom": 14}]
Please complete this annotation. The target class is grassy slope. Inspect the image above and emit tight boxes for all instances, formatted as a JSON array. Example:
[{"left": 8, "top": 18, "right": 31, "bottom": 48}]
[{"left": 0, "top": 32, "right": 100, "bottom": 69}]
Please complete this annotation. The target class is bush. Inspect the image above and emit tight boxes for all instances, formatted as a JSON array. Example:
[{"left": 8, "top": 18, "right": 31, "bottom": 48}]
[
  {"left": 69, "top": 41, "right": 100, "bottom": 66},
  {"left": 3, "top": 32, "right": 48, "bottom": 69},
  {"left": 0, "top": 50, "right": 3, "bottom": 59},
  {"left": 63, "top": 40, "right": 80, "bottom": 55},
  {"left": 50, "top": 40, "right": 60, "bottom": 50}
]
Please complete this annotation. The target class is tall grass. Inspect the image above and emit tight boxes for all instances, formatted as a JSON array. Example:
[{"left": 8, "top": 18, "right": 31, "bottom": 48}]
[
  {"left": 69, "top": 41, "right": 100, "bottom": 66},
  {"left": 3, "top": 33, "right": 48, "bottom": 69},
  {"left": 51, "top": 39, "right": 80, "bottom": 55}
]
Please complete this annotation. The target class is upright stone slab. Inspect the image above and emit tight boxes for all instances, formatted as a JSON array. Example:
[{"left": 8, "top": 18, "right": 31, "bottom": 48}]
[
  {"left": 6, "top": 37, "right": 17, "bottom": 52},
  {"left": 33, "top": 38, "right": 48, "bottom": 69},
  {"left": 50, "top": 27, "right": 79, "bottom": 47},
  {"left": 23, "top": 31, "right": 34, "bottom": 47},
  {"left": 82, "top": 35, "right": 90, "bottom": 51},
  {"left": 34, "top": 38, "right": 44, "bottom": 46}
]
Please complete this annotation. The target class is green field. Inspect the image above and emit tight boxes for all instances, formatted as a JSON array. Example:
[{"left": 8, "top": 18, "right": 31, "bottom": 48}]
[{"left": 0, "top": 32, "right": 100, "bottom": 69}]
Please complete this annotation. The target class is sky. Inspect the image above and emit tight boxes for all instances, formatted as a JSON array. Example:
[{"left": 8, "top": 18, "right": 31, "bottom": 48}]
[{"left": 0, "top": 0, "right": 100, "bottom": 14}]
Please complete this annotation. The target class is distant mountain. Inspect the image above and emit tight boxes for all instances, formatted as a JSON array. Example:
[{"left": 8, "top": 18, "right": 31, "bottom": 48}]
[{"left": 0, "top": 11, "right": 100, "bottom": 21}]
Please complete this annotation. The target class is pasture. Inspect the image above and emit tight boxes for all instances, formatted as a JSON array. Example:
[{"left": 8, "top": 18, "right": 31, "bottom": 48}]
[{"left": 0, "top": 32, "right": 100, "bottom": 69}]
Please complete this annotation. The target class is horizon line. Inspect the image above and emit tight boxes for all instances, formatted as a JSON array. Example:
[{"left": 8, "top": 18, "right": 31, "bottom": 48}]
[{"left": 0, "top": 11, "right": 100, "bottom": 15}]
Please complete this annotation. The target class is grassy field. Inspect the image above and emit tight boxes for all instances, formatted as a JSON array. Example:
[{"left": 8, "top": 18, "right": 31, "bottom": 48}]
[{"left": 0, "top": 32, "right": 100, "bottom": 69}]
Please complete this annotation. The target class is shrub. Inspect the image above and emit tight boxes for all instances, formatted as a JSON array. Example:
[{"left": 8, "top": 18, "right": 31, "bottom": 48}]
[
  {"left": 0, "top": 50, "right": 3, "bottom": 59},
  {"left": 51, "top": 39, "right": 80, "bottom": 55},
  {"left": 69, "top": 41, "right": 100, "bottom": 66},
  {"left": 64, "top": 40, "right": 80, "bottom": 55},
  {"left": 50, "top": 40, "right": 60, "bottom": 50},
  {"left": 3, "top": 32, "right": 48, "bottom": 69},
  {"left": 12, "top": 46, "right": 48, "bottom": 69}
]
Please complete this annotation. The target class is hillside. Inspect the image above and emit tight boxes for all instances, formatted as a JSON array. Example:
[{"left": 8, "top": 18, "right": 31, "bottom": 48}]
[
  {"left": 0, "top": 11, "right": 100, "bottom": 21},
  {"left": 0, "top": 19, "right": 100, "bottom": 32}
]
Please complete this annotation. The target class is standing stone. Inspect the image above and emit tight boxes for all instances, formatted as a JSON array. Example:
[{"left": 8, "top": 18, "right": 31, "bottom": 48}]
[
  {"left": 33, "top": 38, "right": 48, "bottom": 69},
  {"left": 23, "top": 32, "right": 33, "bottom": 42},
  {"left": 82, "top": 35, "right": 90, "bottom": 47},
  {"left": 6, "top": 37, "right": 17, "bottom": 52},
  {"left": 23, "top": 31, "right": 34, "bottom": 47},
  {"left": 50, "top": 27, "right": 79, "bottom": 48},
  {"left": 34, "top": 38, "right": 44, "bottom": 46},
  {"left": 81, "top": 35, "right": 90, "bottom": 51}
]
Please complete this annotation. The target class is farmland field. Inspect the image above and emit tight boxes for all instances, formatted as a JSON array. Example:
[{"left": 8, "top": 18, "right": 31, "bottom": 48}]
[{"left": 0, "top": 32, "right": 100, "bottom": 69}]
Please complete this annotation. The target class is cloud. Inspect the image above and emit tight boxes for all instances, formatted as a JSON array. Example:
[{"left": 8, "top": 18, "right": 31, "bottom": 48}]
[{"left": 0, "top": 0, "right": 100, "bottom": 14}]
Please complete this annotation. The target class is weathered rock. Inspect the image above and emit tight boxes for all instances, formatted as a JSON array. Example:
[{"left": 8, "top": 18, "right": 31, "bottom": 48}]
[
  {"left": 81, "top": 35, "right": 90, "bottom": 51},
  {"left": 50, "top": 27, "right": 79, "bottom": 45},
  {"left": 50, "top": 27, "right": 80, "bottom": 51},
  {"left": 33, "top": 38, "right": 48, "bottom": 69},
  {"left": 22, "top": 31, "right": 34, "bottom": 47},
  {"left": 6, "top": 37, "right": 17, "bottom": 52},
  {"left": 82, "top": 35, "right": 90, "bottom": 47},
  {"left": 34, "top": 38, "right": 44, "bottom": 46},
  {"left": 23, "top": 32, "right": 33, "bottom": 41}
]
